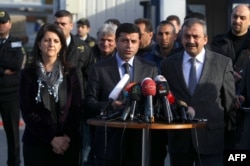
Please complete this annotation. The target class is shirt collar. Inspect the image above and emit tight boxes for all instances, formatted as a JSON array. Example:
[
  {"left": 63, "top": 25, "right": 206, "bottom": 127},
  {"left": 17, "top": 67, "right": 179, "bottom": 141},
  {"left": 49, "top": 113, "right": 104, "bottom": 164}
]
[
  {"left": 115, "top": 52, "right": 134, "bottom": 67},
  {"left": 183, "top": 47, "right": 206, "bottom": 64},
  {"left": 66, "top": 36, "right": 71, "bottom": 46}
]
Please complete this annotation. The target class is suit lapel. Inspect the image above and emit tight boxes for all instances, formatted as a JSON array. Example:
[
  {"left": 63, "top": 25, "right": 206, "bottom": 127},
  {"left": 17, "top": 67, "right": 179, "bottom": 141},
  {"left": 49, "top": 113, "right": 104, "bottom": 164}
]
[
  {"left": 173, "top": 54, "right": 189, "bottom": 93},
  {"left": 133, "top": 57, "right": 144, "bottom": 82},
  {"left": 196, "top": 50, "right": 213, "bottom": 90},
  {"left": 108, "top": 56, "right": 121, "bottom": 83},
  {"left": 190, "top": 49, "right": 213, "bottom": 96}
]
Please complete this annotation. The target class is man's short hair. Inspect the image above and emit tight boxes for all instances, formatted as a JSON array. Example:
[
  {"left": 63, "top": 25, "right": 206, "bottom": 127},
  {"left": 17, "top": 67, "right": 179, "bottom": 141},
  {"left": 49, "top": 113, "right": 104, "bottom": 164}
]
[
  {"left": 104, "top": 18, "right": 121, "bottom": 27},
  {"left": 54, "top": 10, "right": 73, "bottom": 21},
  {"left": 115, "top": 23, "right": 141, "bottom": 39},
  {"left": 166, "top": 15, "right": 181, "bottom": 26},
  {"left": 77, "top": 18, "right": 90, "bottom": 27},
  {"left": 134, "top": 18, "right": 153, "bottom": 32}
]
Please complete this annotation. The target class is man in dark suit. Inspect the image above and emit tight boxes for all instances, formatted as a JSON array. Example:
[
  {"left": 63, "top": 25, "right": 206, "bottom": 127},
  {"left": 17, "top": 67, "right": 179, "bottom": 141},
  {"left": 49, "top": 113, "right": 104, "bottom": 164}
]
[
  {"left": 85, "top": 23, "right": 158, "bottom": 166},
  {"left": 160, "top": 18, "right": 235, "bottom": 166}
]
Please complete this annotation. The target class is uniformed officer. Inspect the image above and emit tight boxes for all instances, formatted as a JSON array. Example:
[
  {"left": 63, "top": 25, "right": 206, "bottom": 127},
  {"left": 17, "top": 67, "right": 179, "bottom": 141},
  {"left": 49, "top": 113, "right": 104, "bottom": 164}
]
[
  {"left": 76, "top": 17, "right": 97, "bottom": 48},
  {"left": 0, "top": 10, "right": 26, "bottom": 166},
  {"left": 54, "top": 10, "right": 95, "bottom": 166}
]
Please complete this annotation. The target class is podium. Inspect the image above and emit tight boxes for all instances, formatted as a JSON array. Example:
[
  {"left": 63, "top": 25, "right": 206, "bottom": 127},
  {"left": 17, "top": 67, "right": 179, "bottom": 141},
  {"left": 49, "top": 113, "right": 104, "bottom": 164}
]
[{"left": 87, "top": 118, "right": 206, "bottom": 166}]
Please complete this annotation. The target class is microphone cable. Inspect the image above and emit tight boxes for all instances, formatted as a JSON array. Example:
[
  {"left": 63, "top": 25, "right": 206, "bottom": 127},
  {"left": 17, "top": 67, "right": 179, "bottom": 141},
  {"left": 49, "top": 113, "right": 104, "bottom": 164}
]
[
  {"left": 119, "top": 123, "right": 127, "bottom": 166},
  {"left": 194, "top": 124, "right": 203, "bottom": 166},
  {"left": 104, "top": 117, "right": 120, "bottom": 166}
]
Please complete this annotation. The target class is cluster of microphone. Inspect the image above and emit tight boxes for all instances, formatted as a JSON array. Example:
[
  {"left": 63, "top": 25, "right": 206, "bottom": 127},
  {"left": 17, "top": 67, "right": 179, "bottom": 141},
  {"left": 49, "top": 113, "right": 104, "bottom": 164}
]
[{"left": 98, "top": 74, "right": 196, "bottom": 123}]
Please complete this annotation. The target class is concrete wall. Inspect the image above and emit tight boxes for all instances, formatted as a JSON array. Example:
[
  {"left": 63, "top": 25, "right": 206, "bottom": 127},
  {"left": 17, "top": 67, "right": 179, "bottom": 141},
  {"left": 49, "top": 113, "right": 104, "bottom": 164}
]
[{"left": 62, "top": 0, "right": 144, "bottom": 37}]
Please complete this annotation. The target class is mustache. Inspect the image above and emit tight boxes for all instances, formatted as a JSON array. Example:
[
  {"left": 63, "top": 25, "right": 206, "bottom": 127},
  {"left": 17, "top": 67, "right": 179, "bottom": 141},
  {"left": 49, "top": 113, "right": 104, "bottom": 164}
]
[
  {"left": 186, "top": 43, "right": 197, "bottom": 47},
  {"left": 232, "top": 23, "right": 241, "bottom": 26}
]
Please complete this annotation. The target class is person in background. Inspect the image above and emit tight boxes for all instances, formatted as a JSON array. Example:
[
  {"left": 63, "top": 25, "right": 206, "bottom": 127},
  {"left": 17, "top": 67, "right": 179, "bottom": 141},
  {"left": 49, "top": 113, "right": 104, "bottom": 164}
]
[
  {"left": 210, "top": 4, "right": 250, "bottom": 149},
  {"left": 92, "top": 23, "right": 118, "bottom": 62},
  {"left": 184, "top": 12, "right": 207, "bottom": 22},
  {"left": 54, "top": 10, "right": 94, "bottom": 100},
  {"left": 54, "top": 10, "right": 95, "bottom": 166},
  {"left": 76, "top": 17, "right": 97, "bottom": 48},
  {"left": 85, "top": 23, "right": 158, "bottom": 166},
  {"left": 235, "top": 59, "right": 250, "bottom": 149},
  {"left": 104, "top": 18, "right": 121, "bottom": 27},
  {"left": 161, "top": 18, "right": 235, "bottom": 166},
  {"left": 0, "top": 10, "right": 26, "bottom": 166},
  {"left": 166, "top": 15, "right": 182, "bottom": 49},
  {"left": 144, "top": 20, "right": 182, "bottom": 72},
  {"left": 20, "top": 23, "right": 82, "bottom": 166},
  {"left": 134, "top": 18, "right": 155, "bottom": 57},
  {"left": 166, "top": 15, "right": 181, "bottom": 35}
]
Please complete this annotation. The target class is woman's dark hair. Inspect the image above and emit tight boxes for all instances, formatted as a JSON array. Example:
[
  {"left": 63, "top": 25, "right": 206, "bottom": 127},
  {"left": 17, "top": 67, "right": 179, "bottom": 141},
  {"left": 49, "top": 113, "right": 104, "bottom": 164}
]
[{"left": 29, "top": 23, "right": 72, "bottom": 74}]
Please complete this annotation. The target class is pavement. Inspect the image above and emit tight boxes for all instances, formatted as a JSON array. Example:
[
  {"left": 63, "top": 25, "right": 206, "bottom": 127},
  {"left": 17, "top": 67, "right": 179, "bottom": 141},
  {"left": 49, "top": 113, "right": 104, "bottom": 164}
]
[{"left": 0, "top": 117, "right": 24, "bottom": 166}]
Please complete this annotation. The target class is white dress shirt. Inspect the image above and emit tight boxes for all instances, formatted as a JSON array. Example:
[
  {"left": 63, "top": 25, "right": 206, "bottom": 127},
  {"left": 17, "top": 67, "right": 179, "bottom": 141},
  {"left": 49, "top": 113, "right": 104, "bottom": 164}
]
[{"left": 182, "top": 48, "right": 205, "bottom": 87}]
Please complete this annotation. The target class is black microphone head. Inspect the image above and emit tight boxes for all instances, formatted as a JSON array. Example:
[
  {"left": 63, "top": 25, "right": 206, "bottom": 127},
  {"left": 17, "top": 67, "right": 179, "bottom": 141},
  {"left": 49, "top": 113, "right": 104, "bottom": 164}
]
[
  {"left": 175, "top": 100, "right": 188, "bottom": 122},
  {"left": 155, "top": 81, "right": 169, "bottom": 96},
  {"left": 154, "top": 75, "right": 170, "bottom": 96},
  {"left": 129, "top": 83, "right": 142, "bottom": 101}
]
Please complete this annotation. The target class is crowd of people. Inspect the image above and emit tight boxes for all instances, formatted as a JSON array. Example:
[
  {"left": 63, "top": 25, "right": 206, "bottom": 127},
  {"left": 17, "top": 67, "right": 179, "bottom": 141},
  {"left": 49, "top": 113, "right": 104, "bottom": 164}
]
[{"left": 0, "top": 3, "right": 250, "bottom": 166}]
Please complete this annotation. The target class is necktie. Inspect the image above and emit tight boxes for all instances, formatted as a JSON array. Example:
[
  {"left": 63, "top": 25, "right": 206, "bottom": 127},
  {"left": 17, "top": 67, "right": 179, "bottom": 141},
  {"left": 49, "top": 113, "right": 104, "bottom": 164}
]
[
  {"left": 123, "top": 62, "right": 130, "bottom": 83},
  {"left": 188, "top": 58, "right": 197, "bottom": 95},
  {"left": 123, "top": 62, "right": 130, "bottom": 75}
]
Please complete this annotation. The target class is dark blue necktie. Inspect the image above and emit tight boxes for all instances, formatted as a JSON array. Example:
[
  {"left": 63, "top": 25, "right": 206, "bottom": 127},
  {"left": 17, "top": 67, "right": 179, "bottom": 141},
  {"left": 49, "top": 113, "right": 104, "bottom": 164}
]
[
  {"left": 123, "top": 62, "right": 130, "bottom": 82},
  {"left": 188, "top": 58, "right": 197, "bottom": 95},
  {"left": 123, "top": 62, "right": 130, "bottom": 75}
]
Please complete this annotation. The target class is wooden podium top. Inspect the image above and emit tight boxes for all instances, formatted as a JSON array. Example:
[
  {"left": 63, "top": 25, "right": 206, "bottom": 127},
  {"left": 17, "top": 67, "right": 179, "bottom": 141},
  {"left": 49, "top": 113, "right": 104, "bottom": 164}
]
[{"left": 87, "top": 118, "right": 207, "bottom": 130}]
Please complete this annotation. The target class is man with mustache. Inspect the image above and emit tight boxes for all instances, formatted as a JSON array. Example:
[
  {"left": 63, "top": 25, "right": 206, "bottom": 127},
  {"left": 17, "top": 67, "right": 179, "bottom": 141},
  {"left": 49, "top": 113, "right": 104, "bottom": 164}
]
[
  {"left": 161, "top": 18, "right": 235, "bottom": 166},
  {"left": 210, "top": 4, "right": 250, "bottom": 150}
]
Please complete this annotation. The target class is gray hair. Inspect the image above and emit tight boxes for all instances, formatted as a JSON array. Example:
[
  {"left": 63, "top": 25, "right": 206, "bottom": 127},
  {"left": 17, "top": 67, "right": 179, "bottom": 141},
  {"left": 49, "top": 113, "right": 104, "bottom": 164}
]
[
  {"left": 181, "top": 18, "right": 207, "bottom": 36},
  {"left": 96, "top": 23, "right": 118, "bottom": 40}
]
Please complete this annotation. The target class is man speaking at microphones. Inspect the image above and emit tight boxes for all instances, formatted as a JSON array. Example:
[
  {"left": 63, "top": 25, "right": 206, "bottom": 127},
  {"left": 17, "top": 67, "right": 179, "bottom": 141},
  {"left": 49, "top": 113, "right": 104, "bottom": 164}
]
[
  {"left": 160, "top": 18, "right": 235, "bottom": 166},
  {"left": 85, "top": 23, "right": 158, "bottom": 166}
]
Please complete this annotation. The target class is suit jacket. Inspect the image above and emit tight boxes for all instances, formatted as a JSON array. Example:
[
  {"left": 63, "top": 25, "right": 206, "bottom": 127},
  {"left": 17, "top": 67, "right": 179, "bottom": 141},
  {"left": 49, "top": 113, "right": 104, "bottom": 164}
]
[
  {"left": 160, "top": 49, "right": 235, "bottom": 154},
  {"left": 85, "top": 55, "right": 158, "bottom": 161},
  {"left": 20, "top": 67, "right": 82, "bottom": 147}
]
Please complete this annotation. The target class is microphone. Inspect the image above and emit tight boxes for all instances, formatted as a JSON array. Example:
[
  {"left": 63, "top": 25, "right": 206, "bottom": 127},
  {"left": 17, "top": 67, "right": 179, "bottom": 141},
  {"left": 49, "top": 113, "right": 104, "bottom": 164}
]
[
  {"left": 141, "top": 77, "right": 156, "bottom": 123},
  {"left": 154, "top": 75, "right": 173, "bottom": 123},
  {"left": 121, "top": 82, "right": 137, "bottom": 121},
  {"left": 175, "top": 100, "right": 196, "bottom": 123},
  {"left": 129, "top": 83, "right": 142, "bottom": 121},
  {"left": 175, "top": 100, "right": 188, "bottom": 122},
  {"left": 99, "top": 74, "right": 130, "bottom": 118},
  {"left": 167, "top": 91, "right": 175, "bottom": 105}
]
